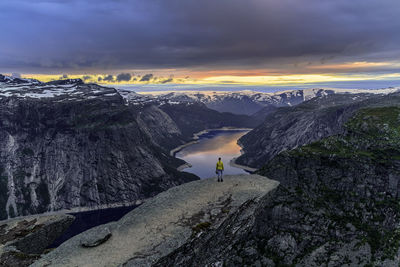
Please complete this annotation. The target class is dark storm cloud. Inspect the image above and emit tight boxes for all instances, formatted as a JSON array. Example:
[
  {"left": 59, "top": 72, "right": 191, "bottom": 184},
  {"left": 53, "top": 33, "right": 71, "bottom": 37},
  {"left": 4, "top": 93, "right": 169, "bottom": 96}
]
[
  {"left": 161, "top": 78, "right": 173, "bottom": 84},
  {"left": 116, "top": 73, "right": 132, "bottom": 82},
  {"left": 0, "top": 0, "right": 399, "bottom": 72},
  {"left": 103, "top": 74, "right": 115, "bottom": 82},
  {"left": 140, "top": 74, "right": 153, "bottom": 82}
]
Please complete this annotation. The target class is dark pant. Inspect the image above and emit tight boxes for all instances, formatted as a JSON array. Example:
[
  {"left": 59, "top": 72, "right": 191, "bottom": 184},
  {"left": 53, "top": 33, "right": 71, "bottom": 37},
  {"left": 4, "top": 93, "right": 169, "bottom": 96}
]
[{"left": 217, "top": 170, "right": 223, "bottom": 180}]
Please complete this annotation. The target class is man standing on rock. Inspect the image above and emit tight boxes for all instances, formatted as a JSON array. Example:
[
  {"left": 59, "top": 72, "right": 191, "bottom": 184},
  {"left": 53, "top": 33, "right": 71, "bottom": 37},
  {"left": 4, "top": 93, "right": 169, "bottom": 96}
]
[{"left": 216, "top": 157, "right": 224, "bottom": 182}]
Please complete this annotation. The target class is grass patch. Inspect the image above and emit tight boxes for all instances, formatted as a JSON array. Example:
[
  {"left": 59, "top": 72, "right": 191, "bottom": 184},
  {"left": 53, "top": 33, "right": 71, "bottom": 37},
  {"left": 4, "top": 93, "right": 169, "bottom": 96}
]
[
  {"left": 288, "top": 106, "right": 400, "bottom": 161},
  {"left": 221, "top": 208, "right": 230, "bottom": 213},
  {"left": 9, "top": 251, "right": 39, "bottom": 260},
  {"left": 192, "top": 221, "right": 212, "bottom": 233}
]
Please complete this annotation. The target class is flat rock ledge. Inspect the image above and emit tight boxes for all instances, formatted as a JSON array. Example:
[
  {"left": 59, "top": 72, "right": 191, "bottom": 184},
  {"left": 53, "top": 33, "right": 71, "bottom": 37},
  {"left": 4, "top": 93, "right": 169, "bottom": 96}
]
[
  {"left": 32, "top": 174, "right": 279, "bottom": 267},
  {"left": 0, "top": 214, "right": 75, "bottom": 267}
]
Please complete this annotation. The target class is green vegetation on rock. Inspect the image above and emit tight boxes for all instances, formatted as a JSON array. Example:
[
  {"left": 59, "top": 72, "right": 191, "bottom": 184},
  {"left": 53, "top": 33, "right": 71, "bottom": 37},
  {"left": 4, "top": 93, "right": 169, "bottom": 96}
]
[
  {"left": 255, "top": 106, "right": 400, "bottom": 265},
  {"left": 192, "top": 222, "right": 211, "bottom": 233},
  {"left": 292, "top": 106, "right": 400, "bottom": 162}
]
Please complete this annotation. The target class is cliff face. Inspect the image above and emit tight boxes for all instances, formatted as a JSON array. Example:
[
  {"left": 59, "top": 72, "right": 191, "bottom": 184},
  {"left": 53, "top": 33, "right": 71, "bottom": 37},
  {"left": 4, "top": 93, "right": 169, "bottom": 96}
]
[
  {"left": 236, "top": 92, "right": 399, "bottom": 168},
  {"left": 249, "top": 106, "right": 400, "bottom": 266},
  {"left": 136, "top": 105, "right": 183, "bottom": 149},
  {"left": 156, "top": 104, "right": 400, "bottom": 266},
  {"left": 0, "top": 77, "right": 260, "bottom": 219},
  {"left": 0, "top": 84, "right": 191, "bottom": 219},
  {"left": 158, "top": 102, "right": 259, "bottom": 139}
]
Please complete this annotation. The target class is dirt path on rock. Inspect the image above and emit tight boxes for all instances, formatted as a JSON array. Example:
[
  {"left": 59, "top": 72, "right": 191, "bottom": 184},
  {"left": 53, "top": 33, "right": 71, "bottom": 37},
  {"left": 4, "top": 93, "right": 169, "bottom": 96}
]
[{"left": 32, "top": 174, "right": 279, "bottom": 267}]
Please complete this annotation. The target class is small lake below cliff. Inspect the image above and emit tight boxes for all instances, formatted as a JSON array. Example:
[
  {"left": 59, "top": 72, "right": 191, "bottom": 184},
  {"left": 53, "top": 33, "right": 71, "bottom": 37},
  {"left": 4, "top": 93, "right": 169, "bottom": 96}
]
[
  {"left": 175, "top": 129, "right": 251, "bottom": 179},
  {"left": 49, "top": 205, "right": 138, "bottom": 248}
]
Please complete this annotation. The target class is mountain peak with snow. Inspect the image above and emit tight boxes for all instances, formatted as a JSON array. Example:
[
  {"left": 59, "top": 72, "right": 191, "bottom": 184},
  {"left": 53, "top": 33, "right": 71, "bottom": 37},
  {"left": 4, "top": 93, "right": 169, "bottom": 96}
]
[
  {"left": 0, "top": 74, "right": 118, "bottom": 100},
  {"left": 0, "top": 74, "right": 41, "bottom": 85}
]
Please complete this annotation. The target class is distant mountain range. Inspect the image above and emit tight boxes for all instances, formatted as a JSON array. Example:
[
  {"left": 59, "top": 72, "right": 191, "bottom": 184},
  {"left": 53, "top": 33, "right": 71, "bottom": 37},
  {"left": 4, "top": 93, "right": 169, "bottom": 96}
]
[{"left": 134, "top": 87, "right": 400, "bottom": 115}]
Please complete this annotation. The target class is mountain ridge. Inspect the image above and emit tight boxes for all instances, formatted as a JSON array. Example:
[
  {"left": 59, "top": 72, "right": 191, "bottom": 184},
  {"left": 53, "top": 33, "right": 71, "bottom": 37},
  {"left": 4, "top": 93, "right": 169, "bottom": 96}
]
[
  {"left": 237, "top": 91, "right": 400, "bottom": 168},
  {"left": 135, "top": 87, "right": 400, "bottom": 115},
  {"left": 0, "top": 75, "right": 258, "bottom": 219}
]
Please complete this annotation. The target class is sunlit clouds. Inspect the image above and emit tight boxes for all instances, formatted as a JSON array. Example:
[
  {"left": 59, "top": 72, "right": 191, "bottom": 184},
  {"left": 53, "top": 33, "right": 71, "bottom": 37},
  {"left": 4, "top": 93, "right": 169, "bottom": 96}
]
[
  {"left": 202, "top": 73, "right": 400, "bottom": 86},
  {"left": 1, "top": 0, "right": 399, "bottom": 87},
  {"left": 16, "top": 67, "right": 400, "bottom": 86}
]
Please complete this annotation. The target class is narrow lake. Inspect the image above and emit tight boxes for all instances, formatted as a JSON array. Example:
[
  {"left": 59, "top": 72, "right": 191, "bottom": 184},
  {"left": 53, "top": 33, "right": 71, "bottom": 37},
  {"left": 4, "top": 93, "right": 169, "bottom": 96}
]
[{"left": 175, "top": 129, "right": 250, "bottom": 179}]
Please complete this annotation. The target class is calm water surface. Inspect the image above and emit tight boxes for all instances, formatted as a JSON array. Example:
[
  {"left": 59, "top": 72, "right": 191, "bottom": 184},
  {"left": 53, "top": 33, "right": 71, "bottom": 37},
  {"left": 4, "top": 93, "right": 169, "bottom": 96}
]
[{"left": 176, "top": 129, "right": 250, "bottom": 178}]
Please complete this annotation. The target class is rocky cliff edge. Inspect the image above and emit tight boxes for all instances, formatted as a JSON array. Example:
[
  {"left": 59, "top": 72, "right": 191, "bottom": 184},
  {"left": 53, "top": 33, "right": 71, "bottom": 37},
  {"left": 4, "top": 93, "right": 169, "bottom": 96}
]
[{"left": 32, "top": 174, "right": 278, "bottom": 267}]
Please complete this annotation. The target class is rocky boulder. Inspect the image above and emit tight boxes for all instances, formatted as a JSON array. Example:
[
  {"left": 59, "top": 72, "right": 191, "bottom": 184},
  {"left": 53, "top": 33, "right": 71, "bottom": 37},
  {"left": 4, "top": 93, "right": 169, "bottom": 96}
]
[{"left": 0, "top": 214, "right": 74, "bottom": 267}]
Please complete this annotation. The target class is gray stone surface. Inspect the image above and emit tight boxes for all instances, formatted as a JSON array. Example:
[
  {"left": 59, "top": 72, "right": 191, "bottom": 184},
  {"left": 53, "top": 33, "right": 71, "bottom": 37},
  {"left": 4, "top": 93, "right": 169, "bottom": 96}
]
[
  {"left": 32, "top": 174, "right": 279, "bottom": 267},
  {"left": 80, "top": 227, "right": 111, "bottom": 248},
  {"left": 0, "top": 214, "right": 74, "bottom": 267}
]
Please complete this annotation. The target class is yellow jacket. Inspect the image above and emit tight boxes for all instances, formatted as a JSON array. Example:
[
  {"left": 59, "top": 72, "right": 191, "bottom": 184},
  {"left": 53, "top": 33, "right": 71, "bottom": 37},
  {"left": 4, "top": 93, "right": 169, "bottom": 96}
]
[{"left": 216, "top": 160, "right": 224, "bottom": 170}]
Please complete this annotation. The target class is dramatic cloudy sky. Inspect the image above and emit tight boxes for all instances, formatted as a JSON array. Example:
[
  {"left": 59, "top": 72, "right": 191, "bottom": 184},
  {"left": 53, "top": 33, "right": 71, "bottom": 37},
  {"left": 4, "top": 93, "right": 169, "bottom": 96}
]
[{"left": 1, "top": 0, "right": 399, "bottom": 85}]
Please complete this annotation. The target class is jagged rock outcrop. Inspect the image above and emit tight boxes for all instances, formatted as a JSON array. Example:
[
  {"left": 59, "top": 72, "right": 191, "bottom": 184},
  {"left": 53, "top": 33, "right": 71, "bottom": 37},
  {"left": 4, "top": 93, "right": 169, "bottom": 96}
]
[
  {"left": 0, "top": 214, "right": 74, "bottom": 267},
  {"left": 156, "top": 103, "right": 400, "bottom": 266}
]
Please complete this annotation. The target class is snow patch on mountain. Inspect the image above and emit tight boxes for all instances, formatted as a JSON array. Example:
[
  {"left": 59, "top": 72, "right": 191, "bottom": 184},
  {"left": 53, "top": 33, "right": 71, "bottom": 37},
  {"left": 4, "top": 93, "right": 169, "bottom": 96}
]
[
  {"left": 127, "top": 87, "right": 400, "bottom": 115},
  {"left": 1, "top": 73, "right": 399, "bottom": 110},
  {"left": 138, "top": 87, "right": 400, "bottom": 105},
  {"left": 0, "top": 74, "right": 119, "bottom": 100},
  {"left": 138, "top": 88, "right": 395, "bottom": 100}
]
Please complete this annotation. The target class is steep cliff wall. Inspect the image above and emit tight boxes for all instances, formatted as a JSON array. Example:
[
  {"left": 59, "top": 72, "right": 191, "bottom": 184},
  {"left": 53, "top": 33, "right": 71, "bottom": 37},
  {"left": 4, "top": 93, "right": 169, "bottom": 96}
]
[
  {"left": 0, "top": 80, "right": 199, "bottom": 219},
  {"left": 236, "top": 92, "right": 400, "bottom": 168}
]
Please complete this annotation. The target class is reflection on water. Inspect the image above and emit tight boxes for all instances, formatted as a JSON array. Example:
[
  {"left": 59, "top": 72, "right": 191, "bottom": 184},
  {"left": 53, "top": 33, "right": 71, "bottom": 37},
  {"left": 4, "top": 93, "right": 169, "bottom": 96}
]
[{"left": 176, "top": 129, "right": 250, "bottom": 179}]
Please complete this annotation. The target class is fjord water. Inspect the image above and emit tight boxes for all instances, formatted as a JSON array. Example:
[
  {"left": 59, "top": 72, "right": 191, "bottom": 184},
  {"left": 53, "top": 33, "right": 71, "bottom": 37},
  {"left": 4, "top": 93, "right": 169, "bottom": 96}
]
[
  {"left": 176, "top": 129, "right": 250, "bottom": 178},
  {"left": 50, "top": 205, "right": 138, "bottom": 248}
]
